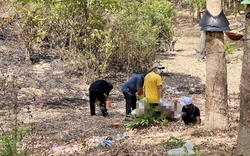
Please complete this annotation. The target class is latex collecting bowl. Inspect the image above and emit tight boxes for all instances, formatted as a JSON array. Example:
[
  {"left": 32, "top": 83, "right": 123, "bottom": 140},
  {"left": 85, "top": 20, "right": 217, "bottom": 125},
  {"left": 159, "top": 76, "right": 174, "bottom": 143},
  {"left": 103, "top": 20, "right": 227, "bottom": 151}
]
[{"left": 226, "top": 32, "right": 244, "bottom": 41}]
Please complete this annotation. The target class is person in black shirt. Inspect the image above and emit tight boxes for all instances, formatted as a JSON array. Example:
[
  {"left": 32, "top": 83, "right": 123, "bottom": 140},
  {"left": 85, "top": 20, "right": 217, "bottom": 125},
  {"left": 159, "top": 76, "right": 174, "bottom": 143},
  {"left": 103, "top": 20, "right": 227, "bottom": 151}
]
[
  {"left": 180, "top": 97, "right": 201, "bottom": 125},
  {"left": 89, "top": 80, "right": 113, "bottom": 116}
]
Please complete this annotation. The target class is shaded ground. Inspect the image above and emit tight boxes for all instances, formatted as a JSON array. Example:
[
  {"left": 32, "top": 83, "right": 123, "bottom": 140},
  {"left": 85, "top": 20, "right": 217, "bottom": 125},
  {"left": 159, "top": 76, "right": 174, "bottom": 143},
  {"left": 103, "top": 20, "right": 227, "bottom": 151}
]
[{"left": 0, "top": 11, "right": 245, "bottom": 155}]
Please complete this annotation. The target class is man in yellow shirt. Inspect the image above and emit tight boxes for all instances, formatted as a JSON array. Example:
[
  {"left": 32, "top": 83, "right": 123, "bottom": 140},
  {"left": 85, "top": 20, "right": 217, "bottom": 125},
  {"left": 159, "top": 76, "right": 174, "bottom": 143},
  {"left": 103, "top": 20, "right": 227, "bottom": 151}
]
[
  {"left": 144, "top": 62, "right": 164, "bottom": 103},
  {"left": 143, "top": 62, "right": 164, "bottom": 118}
]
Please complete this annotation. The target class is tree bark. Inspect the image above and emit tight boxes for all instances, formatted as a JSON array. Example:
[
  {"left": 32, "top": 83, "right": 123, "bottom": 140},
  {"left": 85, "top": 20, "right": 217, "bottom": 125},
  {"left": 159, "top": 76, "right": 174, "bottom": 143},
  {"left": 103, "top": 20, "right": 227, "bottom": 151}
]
[
  {"left": 237, "top": 5, "right": 250, "bottom": 155},
  {"left": 205, "top": 0, "right": 228, "bottom": 130},
  {"left": 206, "top": 0, "right": 222, "bottom": 16}
]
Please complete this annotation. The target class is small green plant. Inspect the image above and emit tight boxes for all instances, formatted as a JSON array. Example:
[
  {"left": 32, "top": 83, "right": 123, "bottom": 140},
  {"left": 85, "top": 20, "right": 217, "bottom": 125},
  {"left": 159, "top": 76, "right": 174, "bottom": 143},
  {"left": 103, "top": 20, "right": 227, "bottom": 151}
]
[
  {"left": 233, "top": 4, "right": 245, "bottom": 16},
  {"left": 124, "top": 117, "right": 168, "bottom": 130},
  {"left": 124, "top": 102, "right": 170, "bottom": 130},
  {"left": 0, "top": 74, "right": 33, "bottom": 155},
  {"left": 183, "top": 146, "right": 201, "bottom": 156},
  {"left": 162, "top": 136, "right": 186, "bottom": 148},
  {"left": 0, "top": 124, "right": 32, "bottom": 156},
  {"left": 162, "top": 137, "right": 201, "bottom": 155},
  {"left": 224, "top": 43, "right": 235, "bottom": 54}
]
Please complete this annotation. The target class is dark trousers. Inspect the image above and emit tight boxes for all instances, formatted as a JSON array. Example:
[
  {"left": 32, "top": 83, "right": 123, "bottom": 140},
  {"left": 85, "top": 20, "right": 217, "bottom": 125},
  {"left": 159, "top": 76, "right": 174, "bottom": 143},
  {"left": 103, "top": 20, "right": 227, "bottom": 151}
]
[
  {"left": 89, "top": 88, "right": 107, "bottom": 116},
  {"left": 182, "top": 114, "right": 196, "bottom": 125},
  {"left": 123, "top": 92, "right": 136, "bottom": 115}
]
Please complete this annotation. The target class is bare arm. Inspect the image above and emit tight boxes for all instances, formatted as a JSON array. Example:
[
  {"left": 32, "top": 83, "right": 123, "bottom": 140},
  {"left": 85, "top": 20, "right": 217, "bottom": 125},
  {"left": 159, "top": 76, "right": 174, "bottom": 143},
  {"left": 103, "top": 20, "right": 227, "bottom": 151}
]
[
  {"left": 143, "top": 86, "right": 146, "bottom": 97},
  {"left": 180, "top": 112, "right": 184, "bottom": 122},
  {"left": 157, "top": 85, "right": 163, "bottom": 99},
  {"left": 104, "top": 94, "right": 108, "bottom": 102},
  {"left": 196, "top": 116, "right": 201, "bottom": 125},
  {"left": 137, "top": 87, "right": 143, "bottom": 96}
]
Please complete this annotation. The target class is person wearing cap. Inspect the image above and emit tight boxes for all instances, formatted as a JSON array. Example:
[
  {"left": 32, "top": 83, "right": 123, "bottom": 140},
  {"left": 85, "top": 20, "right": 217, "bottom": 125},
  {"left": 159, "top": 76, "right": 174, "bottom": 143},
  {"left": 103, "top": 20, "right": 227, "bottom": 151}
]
[
  {"left": 180, "top": 97, "right": 201, "bottom": 125},
  {"left": 121, "top": 73, "right": 146, "bottom": 117},
  {"left": 144, "top": 62, "right": 164, "bottom": 103},
  {"left": 143, "top": 62, "right": 164, "bottom": 118},
  {"left": 89, "top": 80, "right": 113, "bottom": 116}
]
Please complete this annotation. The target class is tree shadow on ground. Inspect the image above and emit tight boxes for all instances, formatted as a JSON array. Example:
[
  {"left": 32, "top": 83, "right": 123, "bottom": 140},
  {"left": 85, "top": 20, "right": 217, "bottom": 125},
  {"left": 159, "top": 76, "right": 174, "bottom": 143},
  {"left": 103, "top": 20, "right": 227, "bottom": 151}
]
[
  {"left": 45, "top": 97, "right": 88, "bottom": 109},
  {"left": 156, "top": 52, "right": 177, "bottom": 60},
  {"left": 30, "top": 52, "right": 60, "bottom": 64},
  {"left": 157, "top": 51, "right": 197, "bottom": 64},
  {"left": 109, "top": 93, "right": 125, "bottom": 105},
  {"left": 162, "top": 72, "right": 205, "bottom": 96}
]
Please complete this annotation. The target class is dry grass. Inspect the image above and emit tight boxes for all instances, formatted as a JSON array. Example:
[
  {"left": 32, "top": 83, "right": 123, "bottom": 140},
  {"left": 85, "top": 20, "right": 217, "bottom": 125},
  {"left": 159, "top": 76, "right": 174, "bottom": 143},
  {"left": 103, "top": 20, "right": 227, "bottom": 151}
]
[{"left": 0, "top": 11, "right": 245, "bottom": 156}]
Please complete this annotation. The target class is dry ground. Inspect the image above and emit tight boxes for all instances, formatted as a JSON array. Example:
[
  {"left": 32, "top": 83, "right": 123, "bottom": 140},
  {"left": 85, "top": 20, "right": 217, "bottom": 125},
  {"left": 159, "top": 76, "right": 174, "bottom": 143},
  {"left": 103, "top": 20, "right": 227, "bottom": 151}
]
[{"left": 0, "top": 12, "right": 246, "bottom": 155}]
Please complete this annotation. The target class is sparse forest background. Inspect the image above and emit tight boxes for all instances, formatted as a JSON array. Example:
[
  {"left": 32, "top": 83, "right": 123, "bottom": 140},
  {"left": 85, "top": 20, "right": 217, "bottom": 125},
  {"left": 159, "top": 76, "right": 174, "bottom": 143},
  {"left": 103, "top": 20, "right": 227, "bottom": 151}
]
[
  {"left": 0, "top": 0, "right": 247, "bottom": 155},
  {"left": 1, "top": 0, "right": 242, "bottom": 82}
]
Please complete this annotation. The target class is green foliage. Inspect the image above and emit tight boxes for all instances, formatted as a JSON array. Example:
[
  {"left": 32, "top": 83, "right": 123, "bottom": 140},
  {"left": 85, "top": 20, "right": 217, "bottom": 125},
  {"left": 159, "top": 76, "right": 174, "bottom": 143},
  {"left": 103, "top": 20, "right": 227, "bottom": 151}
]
[
  {"left": 148, "top": 0, "right": 177, "bottom": 51},
  {"left": 109, "top": 0, "right": 158, "bottom": 73},
  {"left": 224, "top": 43, "right": 235, "bottom": 54},
  {"left": 181, "top": 0, "right": 206, "bottom": 14},
  {"left": 109, "top": 0, "right": 177, "bottom": 73},
  {"left": 162, "top": 136, "right": 201, "bottom": 155},
  {"left": 13, "top": 0, "right": 120, "bottom": 82},
  {"left": 182, "top": 146, "right": 201, "bottom": 156},
  {"left": 124, "top": 117, "right": 168, "bottom": 130},
  {"left": 162, "top": 136, "right": 186, "bottom": 148},
  {"left": 0, "top": 74, "right": 32, "bottom": 155},
  {"left": 233, "top": 4, "right": 245, "bottom": 16},
  {"left": 0, "top": 124, "right": 32, "bottom": 156},
  {"left": 12, "top": 0, "right": 177, "bottom": 80}
]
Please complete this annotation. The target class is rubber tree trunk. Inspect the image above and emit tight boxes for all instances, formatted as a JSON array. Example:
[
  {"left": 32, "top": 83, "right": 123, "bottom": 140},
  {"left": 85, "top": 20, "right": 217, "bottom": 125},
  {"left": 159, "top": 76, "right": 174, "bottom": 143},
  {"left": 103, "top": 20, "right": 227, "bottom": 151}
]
[
  {"left": 237, "top": 5, "right": 250, "bottom": 155},
  {"left": 204, "top": 0, "right": 228, "bottom": 130}
]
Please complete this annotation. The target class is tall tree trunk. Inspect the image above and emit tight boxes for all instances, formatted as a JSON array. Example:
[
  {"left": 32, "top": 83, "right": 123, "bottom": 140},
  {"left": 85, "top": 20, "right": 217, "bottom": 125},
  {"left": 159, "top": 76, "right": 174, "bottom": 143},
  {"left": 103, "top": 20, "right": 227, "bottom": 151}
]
[
  {"left": 237, "top": 5, "right": 250, "bottom": 155},
  {"left": 205, "top": 0, "right": 228, "bottom": 129}
]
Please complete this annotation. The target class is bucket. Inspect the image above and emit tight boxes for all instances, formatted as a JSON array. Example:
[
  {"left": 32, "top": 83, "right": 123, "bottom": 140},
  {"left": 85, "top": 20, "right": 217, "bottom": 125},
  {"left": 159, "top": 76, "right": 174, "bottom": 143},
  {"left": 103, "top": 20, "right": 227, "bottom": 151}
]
[{"left": 106, "top": 101, "right": 111, "bottom": 108}]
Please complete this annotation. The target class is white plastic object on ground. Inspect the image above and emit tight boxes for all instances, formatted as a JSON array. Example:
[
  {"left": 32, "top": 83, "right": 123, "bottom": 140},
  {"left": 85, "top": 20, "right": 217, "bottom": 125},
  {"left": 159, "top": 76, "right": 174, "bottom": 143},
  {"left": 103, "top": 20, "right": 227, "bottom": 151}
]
[
  {"left": 131, "top": 109, "right": 137, "bottom": 115},
  {"left": 167, "top": 142, "right": 196, "bottom": 155},
  {"left": 96, "top": 106, "right": 103, "bottom": 115}
]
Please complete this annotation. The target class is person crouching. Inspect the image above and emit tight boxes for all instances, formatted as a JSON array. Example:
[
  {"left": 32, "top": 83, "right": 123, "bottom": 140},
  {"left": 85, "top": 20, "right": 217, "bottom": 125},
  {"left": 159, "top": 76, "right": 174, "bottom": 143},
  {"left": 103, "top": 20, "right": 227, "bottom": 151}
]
[{"left": 180, "top": 97, "right": 201, "bottom": 125}]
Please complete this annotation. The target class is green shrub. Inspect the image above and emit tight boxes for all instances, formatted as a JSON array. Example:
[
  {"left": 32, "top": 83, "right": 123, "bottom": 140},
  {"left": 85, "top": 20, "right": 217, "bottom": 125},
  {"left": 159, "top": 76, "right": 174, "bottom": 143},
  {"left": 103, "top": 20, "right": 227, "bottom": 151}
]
[
  {"left": 124, "top": 117, "right": 168, "bottom": 130},
  {"left": 162, "top": 136, "right": 186, "bottom": 148},
  {"left": 13, "top": 0, "right": 177, "bottom": 78},
  {"left": 0, "top": 124, "right": 32, "bottom": 156},
  {"left": 224, "top": 43, "right": 235, "bottom": 54},
  {"left": 162, "top": 136, "right": 201, "bottom": 155},
  {"left": 0, "top": 74, "right": 32, "bottom": 155}
]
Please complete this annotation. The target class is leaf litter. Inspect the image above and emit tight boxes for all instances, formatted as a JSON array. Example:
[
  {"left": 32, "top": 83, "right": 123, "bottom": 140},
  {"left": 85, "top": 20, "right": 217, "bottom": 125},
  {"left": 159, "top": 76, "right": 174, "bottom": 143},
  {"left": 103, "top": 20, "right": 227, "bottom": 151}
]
[{"left": 0, "top": 13, "right": 244, "bottom": 155}]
